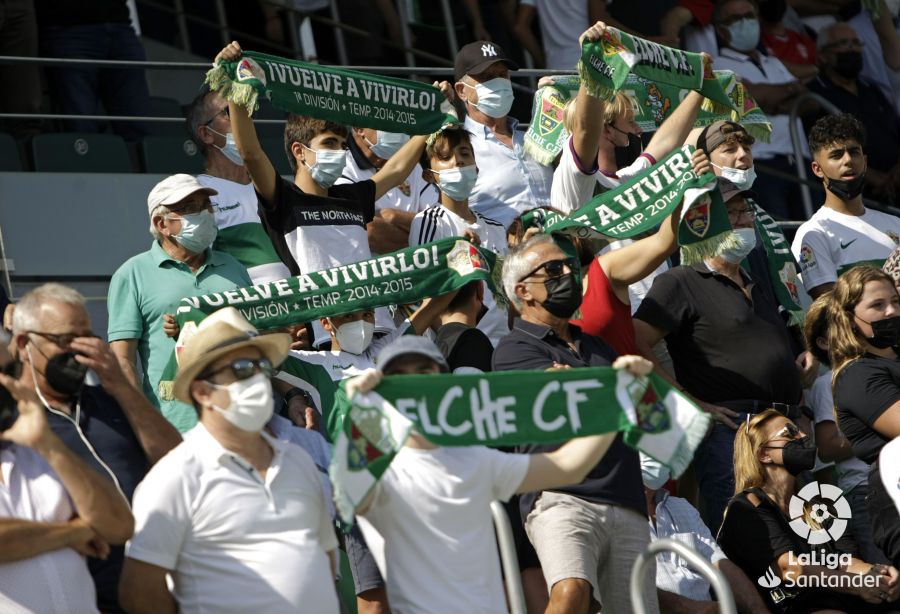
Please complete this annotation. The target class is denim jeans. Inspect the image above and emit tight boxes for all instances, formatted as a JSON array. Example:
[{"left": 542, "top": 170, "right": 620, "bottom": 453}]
[
  {"left": 693, "top": 414, "right": 749, "bottom": 536},
  {"left": 40, "top": 23, "right": 150, "bottom": 140},
  {"left": 846, "top": 482, "right": 890, "bottom": 564}
]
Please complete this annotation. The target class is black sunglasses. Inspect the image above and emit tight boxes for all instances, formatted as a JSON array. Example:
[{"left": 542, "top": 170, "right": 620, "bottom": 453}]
[
  {"left": 520, "top": 257, "right": 577, "bottom": 282},
  {"left": 202, "top": 357, "right": 275, "bottom": 382}
]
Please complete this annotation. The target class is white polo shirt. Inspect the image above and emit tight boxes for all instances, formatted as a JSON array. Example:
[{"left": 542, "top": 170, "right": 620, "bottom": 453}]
[
  {"left": 791, "top": 205, "right": 900, "bottom": 292},
  {"left": 465, "top": 114, "right": 553, "bottom": 228},
  {"left": 126, "top": 424, "right": 339, "bottom": 613},
  {"left": 0, "top": 444, "right": 98, "bottom": 614},
  {"left": 713, "top": 48, "right": 808, "bottom": 160}
]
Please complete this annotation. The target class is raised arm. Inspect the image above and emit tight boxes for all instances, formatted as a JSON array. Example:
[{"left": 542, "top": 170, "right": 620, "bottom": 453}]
[
  {"left": 644, "top": 89, "right": 704, "bottom": 161},
  {"left": 371, "top": 135, "right": 428, "bottom": 200},
  {"left": 408, "top": 290, "right": 459, "bottom": 335},
  {"left": 0, "top": 374, "right": 134, "bottom": 544},
  {"left": 214, "top": 41, "right": 279, "bottom": 204},
  {"left": 570, "top": 22, "right": 610, "bottom": 166}
]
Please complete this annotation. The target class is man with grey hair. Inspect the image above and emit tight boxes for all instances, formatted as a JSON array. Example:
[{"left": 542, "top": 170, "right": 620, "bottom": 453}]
[
  {"left": 493, "top": 233, "right": 657, "bottom": 614},
  {"left": 10, "top": 282, "right": 179, "bottom": 610},
  {"left": 108, "top": 173, "right": 252, "bottom": 432},
  {"left": 807, "top": 21, "right": 900, "bottom": 202}
]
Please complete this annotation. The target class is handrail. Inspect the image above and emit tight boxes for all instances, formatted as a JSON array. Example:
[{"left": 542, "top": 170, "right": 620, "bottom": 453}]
[
  {"left": 788, "top": 92, "right": 843, "bottom": 219},
  {"left": 489, "top": 501, "right": 526, "bottom": 614},
  {"left": 630, "top": 538, "right": 736, "bottom": 614}
]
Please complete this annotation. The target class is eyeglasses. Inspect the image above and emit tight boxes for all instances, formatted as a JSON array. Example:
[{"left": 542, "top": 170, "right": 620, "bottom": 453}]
[
  {"left": 767, "top": 422, "right": 801, "bottom": 443},
  {"left": 27, "top": 330, "right": 96, "bottom": 348},
  {"left": 202, "top": 357, "right": 276, "bottom": 382},
  {"left": 727, "top": 207, "right": 757, "bottom": 224},
  {"left": 203, "top": 106, "right": 229, "bottom": 127},
  {"left": 823, "top": 38, "right": 864, "bottom": 51},
  {"left": 520, "top": 257, "right": 577, "bottom": 282}
]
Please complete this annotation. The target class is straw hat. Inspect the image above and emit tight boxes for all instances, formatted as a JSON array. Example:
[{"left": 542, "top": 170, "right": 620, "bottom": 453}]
[{"left": 173, "top": 307, "right": 291, "bottom": 404}]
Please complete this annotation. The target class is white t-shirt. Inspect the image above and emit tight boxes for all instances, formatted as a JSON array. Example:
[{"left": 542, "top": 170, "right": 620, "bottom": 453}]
[
  {"left": 518, "top": 0, "right": 587, "bottom": 69},
  {"left": 126, "top": 425, "right": 339, "bottom": 614},
  {"left": 879, "top": 438, "right": 900, "bottom": 516},
  {"left": 358, "top": 445, "right": 530, "bottom": 614},
  {"left": 337, "top": 150, "right": 436, "bottom": 215},
  {"left": 198, "top": 174, "right": 291, "bottom": 285},
  {"left": 808, "top": 372, "right": 870, "bottom": 493},
  {"left": 409, "top": 204, "right": 510, "bottom": 346},
  {"left": 791, "top": 205, "right": 900, "bottom": 292}
]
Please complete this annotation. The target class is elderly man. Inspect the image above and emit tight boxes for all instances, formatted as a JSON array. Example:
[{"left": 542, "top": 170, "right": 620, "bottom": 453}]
[
  {"left": 492, "top": 233, "right": 656, "bottom": 614},
  {"left": 0, "top": 367, "right": 134, "bottom": 613},
  {"left": 186, "top": 87, "right": 291, "bottom": 285},
  {"left": 712, "top": 0, "right": 807, "bottom": 220},
  {"left": 807, "top": 22, "right": 900, "bottom": 203},
  {"left": 633, "top": 178, "right": 804, "bottom": 534},
  {"left": 11, "top": 283, "right": 179, "bottom": 610},
  {"left": 119, "top": 307, "right": 339, "bottom": 613},
  {"left": 108, "top": 173, "right": 252, "bottom": 432},
  {"left": 454, "top": 41, "right": 553, "bottom": 228}
]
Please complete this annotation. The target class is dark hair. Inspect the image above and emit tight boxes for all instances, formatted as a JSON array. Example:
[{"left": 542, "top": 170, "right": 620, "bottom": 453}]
[
  {"left": 283, "top": 114, "right": 349, "bottom": 172},
  {"left": 420, "top": 127, "right": 473, "bottom": 172},
  {"left": 446, "top": 280, "right": 481, "bottom": 312},
  {"left": 808, "top": 113, "right": 866, "bottom": 156},
  {"left": 803, "top": 294, "right": 831, "bottom": 367},
  {"left": 712, "top": 0, "right": 758, "bottom": 25},
  {"left": 185, "top": 85, "right": 216, "bottom": 158}
]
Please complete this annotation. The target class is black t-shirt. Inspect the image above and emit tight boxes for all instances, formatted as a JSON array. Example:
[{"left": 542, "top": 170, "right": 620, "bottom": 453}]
[
  {"left": 258, "top": 176, "right": 376, "bottom": 275},
  {"left": 834, "top": 354, "right": 900, "bottom": 464},
  {"left": 434, "top": 322, "right": 494, "bottom": 373},
  {"left": 634, "top": 263, "right": 802, "bottom": 405},
  {"left": 492, "top": 318, "right": 645, "bottom": 518}
]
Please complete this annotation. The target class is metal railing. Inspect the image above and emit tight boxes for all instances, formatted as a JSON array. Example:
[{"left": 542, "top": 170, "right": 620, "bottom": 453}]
[
  {"left": 630, "top": 538, "right": 737, "bottom": 614},
  {"left": 490, "top": 501, "right": 526, "bottom": 614}
]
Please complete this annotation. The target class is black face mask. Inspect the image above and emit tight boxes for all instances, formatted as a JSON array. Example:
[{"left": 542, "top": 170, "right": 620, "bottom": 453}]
[
  {"left": 759, "top": 0, "right": 787, "bottom": 23},
  {"left": 614, "top": 132, "right": 643, "bottom": 169},
  {"left": 541, "top": 272, "right": 583, "bottom": 319},
  {"left": 770, "top": 436, "right": 817, "bottom": 475},
  {"left": 832, "top": 50, "right": 863, "bottom": 80},
  {"left": 825, "top": 172, "right": 866, "bottom": 200},
  {"left": 859, "top": 314, "right": 900, "bottom": 349},
  {"left": 45, "top": 352, "right": 88, "bottom": 397}
]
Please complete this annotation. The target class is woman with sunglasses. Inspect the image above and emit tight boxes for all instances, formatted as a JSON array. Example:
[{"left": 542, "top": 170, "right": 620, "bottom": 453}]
[
  {"left": 829, "top": 265, "right": 900, "bottom": 568},
  {"left": 717, "top": 409, "right": 900, "bottom": 613}
]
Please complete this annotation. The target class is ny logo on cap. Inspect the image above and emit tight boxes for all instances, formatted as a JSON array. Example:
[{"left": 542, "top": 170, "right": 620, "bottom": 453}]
[{"left": 481, "top": 44, "right": 497, "bottom": 57}]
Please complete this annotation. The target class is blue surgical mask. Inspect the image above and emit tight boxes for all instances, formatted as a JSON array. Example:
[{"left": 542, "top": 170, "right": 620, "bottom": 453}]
[
  {"left": 208, "top": 127, "right": 244, "bottom": 166},
  {"left": 303, "top": 145, "right": 348, "bottom": 188},
  {"left": 465, "top": 77, "right": 514, "bottom": 118},
  {"left": 433, "top": 165, "right": 478, "bottom": 201},
  {"left": 168, "top": 210, "right": 218, "bottom": 253},
  {"left": 366, "top": 131, "right": 410, "bottom": 160},
  {"left": 713, "top": 164, "right": 756, "bottom": 190},
  {"left": 727, "top": 18, "right": 760, "bottom": 52},
  {"left": 719, "top": 226, "right": 758, "bottom": 263},
  {"left": 640, "top": 454, "right": 671, "bottom": 490}
]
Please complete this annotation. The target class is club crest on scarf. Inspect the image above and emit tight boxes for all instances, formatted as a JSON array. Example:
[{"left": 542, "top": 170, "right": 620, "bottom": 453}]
[
  {"left": 684, "top": 199, "right": 711, "bottom": 238},
  {"left": 539, "top": 90, "right": 567, "bottom": 137},
  {"left": 644, "top": 82, "right": 671, "bottom": 126},
  {"left": 626, "top": 377, "right": 672, "bottom": 433},
  {"left": 778, "top": 262, "right": 801, "bottom": 305},
  {"left": 348, "top": 405, "right": 398, "bottom": 469},
  {"left": 236, "top": 57, "right": 266, "bottom": 86},
  {"left": 447, "top": 240, "right": 490, "bottom": 276}
]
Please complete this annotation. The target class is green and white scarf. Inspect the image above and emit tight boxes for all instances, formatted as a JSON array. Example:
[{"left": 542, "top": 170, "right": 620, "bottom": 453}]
[
  {"left": 330, "top": 368, "right": 710, "bottom": 523},
  {"left": 523, "top": 72, "right": 772, "bottom": 166},
  {"left": 206, "top": 50, "right": 449, "bottom": 134},
  {"left": 157, "top": 238, "right": 500, "bottom": 399},
  {"left": 578, "top": 28, "right": 735, "bottom": 113},
  {"left": 749, "top": 200, "right": 805, "bottom": 325}
]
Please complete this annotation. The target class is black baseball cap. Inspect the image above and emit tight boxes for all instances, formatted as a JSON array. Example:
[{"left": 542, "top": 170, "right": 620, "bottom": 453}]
[{"left": 454, "top": 41, "right": 519, "bottom": 82}]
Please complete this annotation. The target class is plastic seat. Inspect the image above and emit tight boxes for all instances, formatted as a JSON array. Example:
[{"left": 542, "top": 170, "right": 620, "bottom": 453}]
[
  {"left": 140, "top": 136, "right": 205, "bottom": 174},
  {"left": 0, "top": 133, "right": 23, "bottom": 171},
  {"left": 145, "top": 96, "right": 188, "bottom": 136},
  {"left": 31, "top": 133, "right": 132, "bottom": 173},
  {"left": 259, "top": 136, "right": 293, "bottom": 177}
]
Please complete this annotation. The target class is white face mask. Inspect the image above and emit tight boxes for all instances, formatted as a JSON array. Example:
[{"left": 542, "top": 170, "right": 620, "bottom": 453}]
[
  {"left": 366, "top": 131, "right": 410, "bottom": 160},
  {"left": 302, "top": 145, "right": 348, "bottom": 188},
  {"left": 333, "top": 319, "right": 375, "bottom": 355},
  {"left": 640, "top": 454, "right": 671, "bottom": 490},
  {"left": 713, "top": 163, "right": 756, "bottom": 190},
  {"left": 208, "top": 127, "right": 244, "bottom": 166},
  {"left": 719, "top": 227, "right": 758, "bottom": 263},
  {"left": 209, "top": 372, "right": 274, "bottom": 432},
  {"left": 462, "top": 77, "right": 514, "bottom": 118}
]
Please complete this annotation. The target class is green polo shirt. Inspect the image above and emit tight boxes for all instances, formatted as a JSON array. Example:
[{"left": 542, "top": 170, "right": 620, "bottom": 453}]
[{"left": 107, "top": 241, "right": 252, "bottom": 432}]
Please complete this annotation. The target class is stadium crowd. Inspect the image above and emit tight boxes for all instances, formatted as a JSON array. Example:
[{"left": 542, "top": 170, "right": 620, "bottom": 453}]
[{"left": 7, "top": 2, "right": 900, "bottom": 613}]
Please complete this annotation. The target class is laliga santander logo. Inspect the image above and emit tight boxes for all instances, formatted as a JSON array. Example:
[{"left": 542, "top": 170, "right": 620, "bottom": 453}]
[{"left": 757, "top": 482, "right": 853, "bottom": 590}]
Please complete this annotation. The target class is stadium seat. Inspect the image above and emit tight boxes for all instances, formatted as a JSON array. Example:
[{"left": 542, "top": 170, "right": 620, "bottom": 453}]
[
  {"left": 0, "top": 133, "right": 23, "bottom": 171},
  {"left": 146, "top": 96, "right": 188, "bottom": 136},
  {"left": 260, "top": 136, "right": 292, "bottom": 176},
  {"left": 31, "top": 133, "right": 132, "bottom": 173},
  {"left": 141, "top": 135, "right": 205, "bottom": 174}
]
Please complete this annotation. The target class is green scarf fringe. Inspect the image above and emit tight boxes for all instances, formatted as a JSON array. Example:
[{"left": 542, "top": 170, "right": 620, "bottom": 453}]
[
  {"left": 577, "top": 60, "right": 615, "bottom": 101},
  {"left": 206, "top": 64, "right": 261, "bottom": 116}
]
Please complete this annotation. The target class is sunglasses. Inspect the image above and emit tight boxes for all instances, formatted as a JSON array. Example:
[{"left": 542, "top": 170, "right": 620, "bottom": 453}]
[
  {"left": 28, "top": 330, "right": 97, "bottom": 348},
  {"left": 202, "top": 357, "right": 275, "bottom": 382},
  {"left": 766, "top": 422, "right": 801, "bottom": 443},
  {"left": 520, "top": 257, "right": 578, "bottom": 282}
]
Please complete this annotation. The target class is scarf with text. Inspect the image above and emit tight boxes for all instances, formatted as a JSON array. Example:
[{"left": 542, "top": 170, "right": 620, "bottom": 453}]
[
  {"left": 330, "top": 368, "right": 710, "bottom": 523},
  {"left": 523, "top": 72, "right": 771, "bottom": 166},
  {"left": 206, "top": 50, "right": 449, "bottom": 134},
  {"left": 157, "top": 238, "right": 500, "bottom": 400},
  {"left": 578, "top": 28, "right": 737, "bottom": 114}
]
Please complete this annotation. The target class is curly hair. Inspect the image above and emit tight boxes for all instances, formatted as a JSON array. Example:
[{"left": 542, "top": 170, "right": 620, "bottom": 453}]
[{"left": 808, "top": 113, "right": 866, "bottom": 155}]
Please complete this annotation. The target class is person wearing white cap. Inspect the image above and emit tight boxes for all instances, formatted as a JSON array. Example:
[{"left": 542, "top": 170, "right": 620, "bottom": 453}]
[
  {"left": 107, "top": 174, "right": 253, "bottom": 433},
  {"left": 119, "top": 307, "right": 340, "bottom": 614}
]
